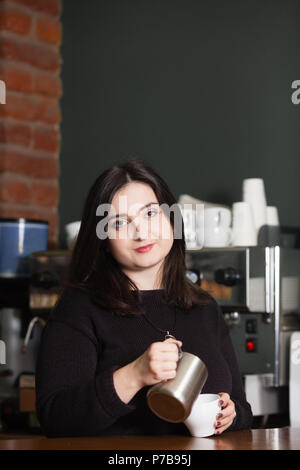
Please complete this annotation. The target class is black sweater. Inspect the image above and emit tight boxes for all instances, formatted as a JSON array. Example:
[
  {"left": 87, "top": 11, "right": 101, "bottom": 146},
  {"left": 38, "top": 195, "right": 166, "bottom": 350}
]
[{"left": 35, "top": 287, "right": 253, "bottom": 437}]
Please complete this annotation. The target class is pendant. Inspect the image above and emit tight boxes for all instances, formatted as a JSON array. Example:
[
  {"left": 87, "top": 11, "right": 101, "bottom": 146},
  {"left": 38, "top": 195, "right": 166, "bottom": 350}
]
[{"left": 165, "top": 331, "right": 175, "bottom": 340}]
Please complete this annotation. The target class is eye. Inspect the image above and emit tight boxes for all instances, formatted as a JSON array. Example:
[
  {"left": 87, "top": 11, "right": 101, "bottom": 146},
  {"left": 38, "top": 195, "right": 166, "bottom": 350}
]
[
  {"left": 147, "top": 209, "right": 157, "bottom": 217},
  {"left": 145, "top": 206, "right": 159, "bottom": 217},
  {"left": 111, "top": 218, "right": 127, "bottom": 229}
]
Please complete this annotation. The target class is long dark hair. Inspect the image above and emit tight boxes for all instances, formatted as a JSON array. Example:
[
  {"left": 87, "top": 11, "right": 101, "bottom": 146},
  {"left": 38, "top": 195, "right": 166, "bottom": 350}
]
[{"left": 60, "top": 158, "right": 210, "bottom": 315}]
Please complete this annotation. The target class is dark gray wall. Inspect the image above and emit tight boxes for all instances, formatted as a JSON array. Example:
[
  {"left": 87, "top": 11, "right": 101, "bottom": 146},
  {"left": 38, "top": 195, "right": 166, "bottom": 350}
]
[{"left": 59, "top": 0, "right": 300, "bottom": 247}]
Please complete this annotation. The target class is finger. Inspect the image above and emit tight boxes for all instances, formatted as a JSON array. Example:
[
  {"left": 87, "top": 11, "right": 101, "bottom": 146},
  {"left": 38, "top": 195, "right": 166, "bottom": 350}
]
[
  {"left": 149, "top": 343, "right": 179, "bottom": 359},
  {"left": 162, "top": 342, "right": 182, "bottom": 359},
  {"left": 164, "top": 338, "right": 183, "bottom": 349},
  {"left": 151, "top": 351, "right": 179, "bottom": 362},
  {"left": 164, "top": 337, "right": 182, "bottom": 343},
  {"left": 214, "top": 420, "right": 233, "bottom": 435},
  {"left": 161, "top": 370, "right": 177, "bottom": 380},
  {"left": 218, "top": 392, "right": 230, "bottom": 407},
  {"left": 157, "top": 340, "right": 182, "bottom": 352},
  {"left": 216, "top": 402, "right": 235, "bottom": 419},
  {"left": 163, "top": 352, "right": 181, "bottom": 361},
  {"left": 161, "top": 361, "right": 178, "bottom": 371},
  {"left": 150, "top": 348, "right": 181, "bottom": 363},
  {"left": 215, "top": 414, "right": 234, "bottom": 429},
  {"left": 149, "top": 362, "right": 176, "bottom": 380},
  {"left": 214, "top": 425, "right": 227, "bottom": 435}
]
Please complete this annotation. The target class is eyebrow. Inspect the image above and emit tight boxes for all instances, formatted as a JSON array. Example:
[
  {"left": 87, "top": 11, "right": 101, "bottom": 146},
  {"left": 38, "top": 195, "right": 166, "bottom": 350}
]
[{"left": 107, "top": 202, "right": 159, "bottom": 222}]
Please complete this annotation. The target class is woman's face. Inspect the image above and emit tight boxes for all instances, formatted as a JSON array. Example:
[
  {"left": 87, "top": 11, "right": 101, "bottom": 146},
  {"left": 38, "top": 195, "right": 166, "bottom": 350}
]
[{"left": 106, "top": 182, "right": 174, "bottom": 283}]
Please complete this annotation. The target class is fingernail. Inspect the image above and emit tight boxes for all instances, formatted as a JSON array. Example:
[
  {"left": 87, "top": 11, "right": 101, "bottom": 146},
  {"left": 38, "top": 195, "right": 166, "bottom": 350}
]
[
  {"left": 219, "top": 400, "right": 224, "bottom": 406},
  {"left": 217, "top": 413, "right": 223, "bottom": 419},
  {"left": 217, "top": 421, "right": 221, "bottom": 426}
]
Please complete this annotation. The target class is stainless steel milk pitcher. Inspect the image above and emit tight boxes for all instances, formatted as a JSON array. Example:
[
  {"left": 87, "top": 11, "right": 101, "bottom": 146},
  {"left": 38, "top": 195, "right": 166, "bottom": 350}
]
[{"left": 146, "top": 340, "right": 208, "bottom": 423}]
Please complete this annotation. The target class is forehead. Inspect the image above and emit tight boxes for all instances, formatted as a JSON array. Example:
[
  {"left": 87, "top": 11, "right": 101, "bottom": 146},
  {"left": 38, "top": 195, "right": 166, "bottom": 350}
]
[{"left": 110, "top": 182, "right": 159, "bottom": 215}]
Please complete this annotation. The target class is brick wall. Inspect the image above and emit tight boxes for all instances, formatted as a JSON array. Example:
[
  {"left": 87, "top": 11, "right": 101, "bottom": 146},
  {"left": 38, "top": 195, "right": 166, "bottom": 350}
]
[{"left": 0, "top": 0, "right": 62, "bottom": 249}]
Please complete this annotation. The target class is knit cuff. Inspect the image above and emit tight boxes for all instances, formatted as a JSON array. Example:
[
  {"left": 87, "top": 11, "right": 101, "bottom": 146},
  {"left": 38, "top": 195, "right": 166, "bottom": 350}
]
[
  {"left": 95, "top": 365, "right": 137, "bottom": 419},
  {"left": 227, "top": 399, "right": 252, "bottom": 431}
]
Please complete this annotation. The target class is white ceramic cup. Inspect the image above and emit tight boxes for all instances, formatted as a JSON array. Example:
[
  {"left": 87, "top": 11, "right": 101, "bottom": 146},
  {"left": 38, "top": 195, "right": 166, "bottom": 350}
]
[
  {"left": 231, "top": 202, "right": 257, "bottom": 246},
  {"left": 204, "top": 207, "right": 231, "bottom": 228},
  {"left": 184, "top": 393, "right": 221, "bottom": 438},
  {"left": 180, "top": 206, "right": 204, "bottom": 249},
  {"left": 204, "top": 226, "right": 232, "bottom": 247},
  {"left": 203, "top": 207, "right": 232, "bottom": 247}
]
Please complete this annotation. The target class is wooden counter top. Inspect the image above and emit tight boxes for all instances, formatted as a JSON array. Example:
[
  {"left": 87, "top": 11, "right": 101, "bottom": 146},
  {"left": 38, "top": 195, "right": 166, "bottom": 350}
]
[{"left": 0, "top": 427, "right": 299, "bottom": 450}]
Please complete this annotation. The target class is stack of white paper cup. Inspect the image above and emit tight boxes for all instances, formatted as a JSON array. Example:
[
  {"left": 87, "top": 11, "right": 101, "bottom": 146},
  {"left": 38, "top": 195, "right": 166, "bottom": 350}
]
[
  {"left": 265, "top": 206, "right": 280, "bottom": 246},
  {"left": 242, "top": 178, "right": 267, "bottom": 239},
  {"left": 267, "top": 206, "right": 279, "bottom": 226},
  {"left": 231, "top": 202, "right": 257, "bottom": 246}
]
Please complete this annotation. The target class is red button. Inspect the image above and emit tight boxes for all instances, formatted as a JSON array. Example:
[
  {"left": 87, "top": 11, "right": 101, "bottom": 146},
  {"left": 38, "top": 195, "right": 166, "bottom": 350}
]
[{"left": 246, "top": 339, "right": 256, "bottom": 352}]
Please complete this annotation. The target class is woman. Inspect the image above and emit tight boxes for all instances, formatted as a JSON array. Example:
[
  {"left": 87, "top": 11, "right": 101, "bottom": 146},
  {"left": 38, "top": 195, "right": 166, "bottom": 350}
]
[{"left": 35, "top": 158, "right": 253, "bottom": 437}]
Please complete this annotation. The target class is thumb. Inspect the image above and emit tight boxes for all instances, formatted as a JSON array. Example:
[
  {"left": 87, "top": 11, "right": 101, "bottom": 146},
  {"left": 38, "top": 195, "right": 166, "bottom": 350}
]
[{"left": 165, "top": 337, "right": 182, "bottom": 346}]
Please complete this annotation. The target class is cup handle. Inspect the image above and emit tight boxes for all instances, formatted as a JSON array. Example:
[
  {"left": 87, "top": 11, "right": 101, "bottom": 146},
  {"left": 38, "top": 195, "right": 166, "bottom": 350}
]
[{"left": 165, "top": 334, "right": 183, "bottom": 360}]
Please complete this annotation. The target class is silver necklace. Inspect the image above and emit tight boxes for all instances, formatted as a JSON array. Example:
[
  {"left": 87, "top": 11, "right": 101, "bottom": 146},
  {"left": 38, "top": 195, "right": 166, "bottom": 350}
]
[
  {"left": 142, "top": 313, "right": 182, "bottom": 359},
  {"left": 142, "top": 310, "right": 180, "bottom": 344}
]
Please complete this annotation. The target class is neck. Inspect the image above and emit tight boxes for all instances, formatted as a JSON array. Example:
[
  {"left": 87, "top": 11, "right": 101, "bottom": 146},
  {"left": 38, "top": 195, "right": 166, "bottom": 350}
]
[{"left": 123, "top": 261, "right": 164, "bottom": 291}]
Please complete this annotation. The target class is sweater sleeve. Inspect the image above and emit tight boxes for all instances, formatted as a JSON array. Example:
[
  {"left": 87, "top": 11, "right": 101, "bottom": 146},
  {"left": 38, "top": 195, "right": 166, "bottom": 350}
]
[
  {"left": 215, "top": 302, "right": 253, "bottom": 431},
  {"left": 35, "top": 318, "right": 137, "bottom": 437}
]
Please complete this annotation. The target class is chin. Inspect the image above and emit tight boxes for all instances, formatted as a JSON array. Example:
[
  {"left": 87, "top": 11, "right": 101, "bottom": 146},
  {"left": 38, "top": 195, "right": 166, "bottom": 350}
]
[{"left": 134, "top": 252, "right": 164, "bottom": 266}]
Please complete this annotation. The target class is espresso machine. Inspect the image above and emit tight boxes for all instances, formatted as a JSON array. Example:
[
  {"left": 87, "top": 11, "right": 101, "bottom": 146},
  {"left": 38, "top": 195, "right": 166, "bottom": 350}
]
[
  {"left": 0, "top": 217, "right": 71, "bottom": 431},
  {"left": 185, "top": 246, "right": 300, "bottom": 419},
  {"left": 0, "top": 218, "right": 49, "bottom": 430}
]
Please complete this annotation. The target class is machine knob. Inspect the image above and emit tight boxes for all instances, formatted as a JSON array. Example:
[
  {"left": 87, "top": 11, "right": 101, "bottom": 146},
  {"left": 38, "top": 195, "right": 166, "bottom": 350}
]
[
  {"left": 185, "top": 269, "right": 202, "bottom": 286},
  {"left": 224, "top": 311, "right": 240, "bottom": 325},
  {"left": 214, "top": 267, "right": 242, "bottom": 286}
]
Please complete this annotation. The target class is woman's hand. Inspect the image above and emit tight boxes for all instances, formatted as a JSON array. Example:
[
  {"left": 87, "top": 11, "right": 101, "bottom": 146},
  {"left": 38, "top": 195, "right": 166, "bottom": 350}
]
[
  {"left": 132, "top": 337, "right": 183, "bottom": 388},
  {"left": 214, "top": 392, "right": 236, "bottom": 434}
]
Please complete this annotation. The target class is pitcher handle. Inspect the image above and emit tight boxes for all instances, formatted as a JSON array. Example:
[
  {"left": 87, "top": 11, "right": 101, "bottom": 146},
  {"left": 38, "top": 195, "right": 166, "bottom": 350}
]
[{"left": 165, "top": 333, "right": 183, "bottom": 360}]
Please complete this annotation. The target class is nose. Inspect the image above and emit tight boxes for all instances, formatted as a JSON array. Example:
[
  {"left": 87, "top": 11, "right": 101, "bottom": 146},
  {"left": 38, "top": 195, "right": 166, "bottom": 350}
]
[{"left": 131, "top": 217, "right": 148, "bottom": 240}]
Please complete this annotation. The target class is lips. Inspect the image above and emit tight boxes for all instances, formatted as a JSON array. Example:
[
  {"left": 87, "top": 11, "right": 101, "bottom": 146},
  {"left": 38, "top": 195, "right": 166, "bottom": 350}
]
[{"left": 135, "top": 243, "right": 154, "bottom": 253}]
